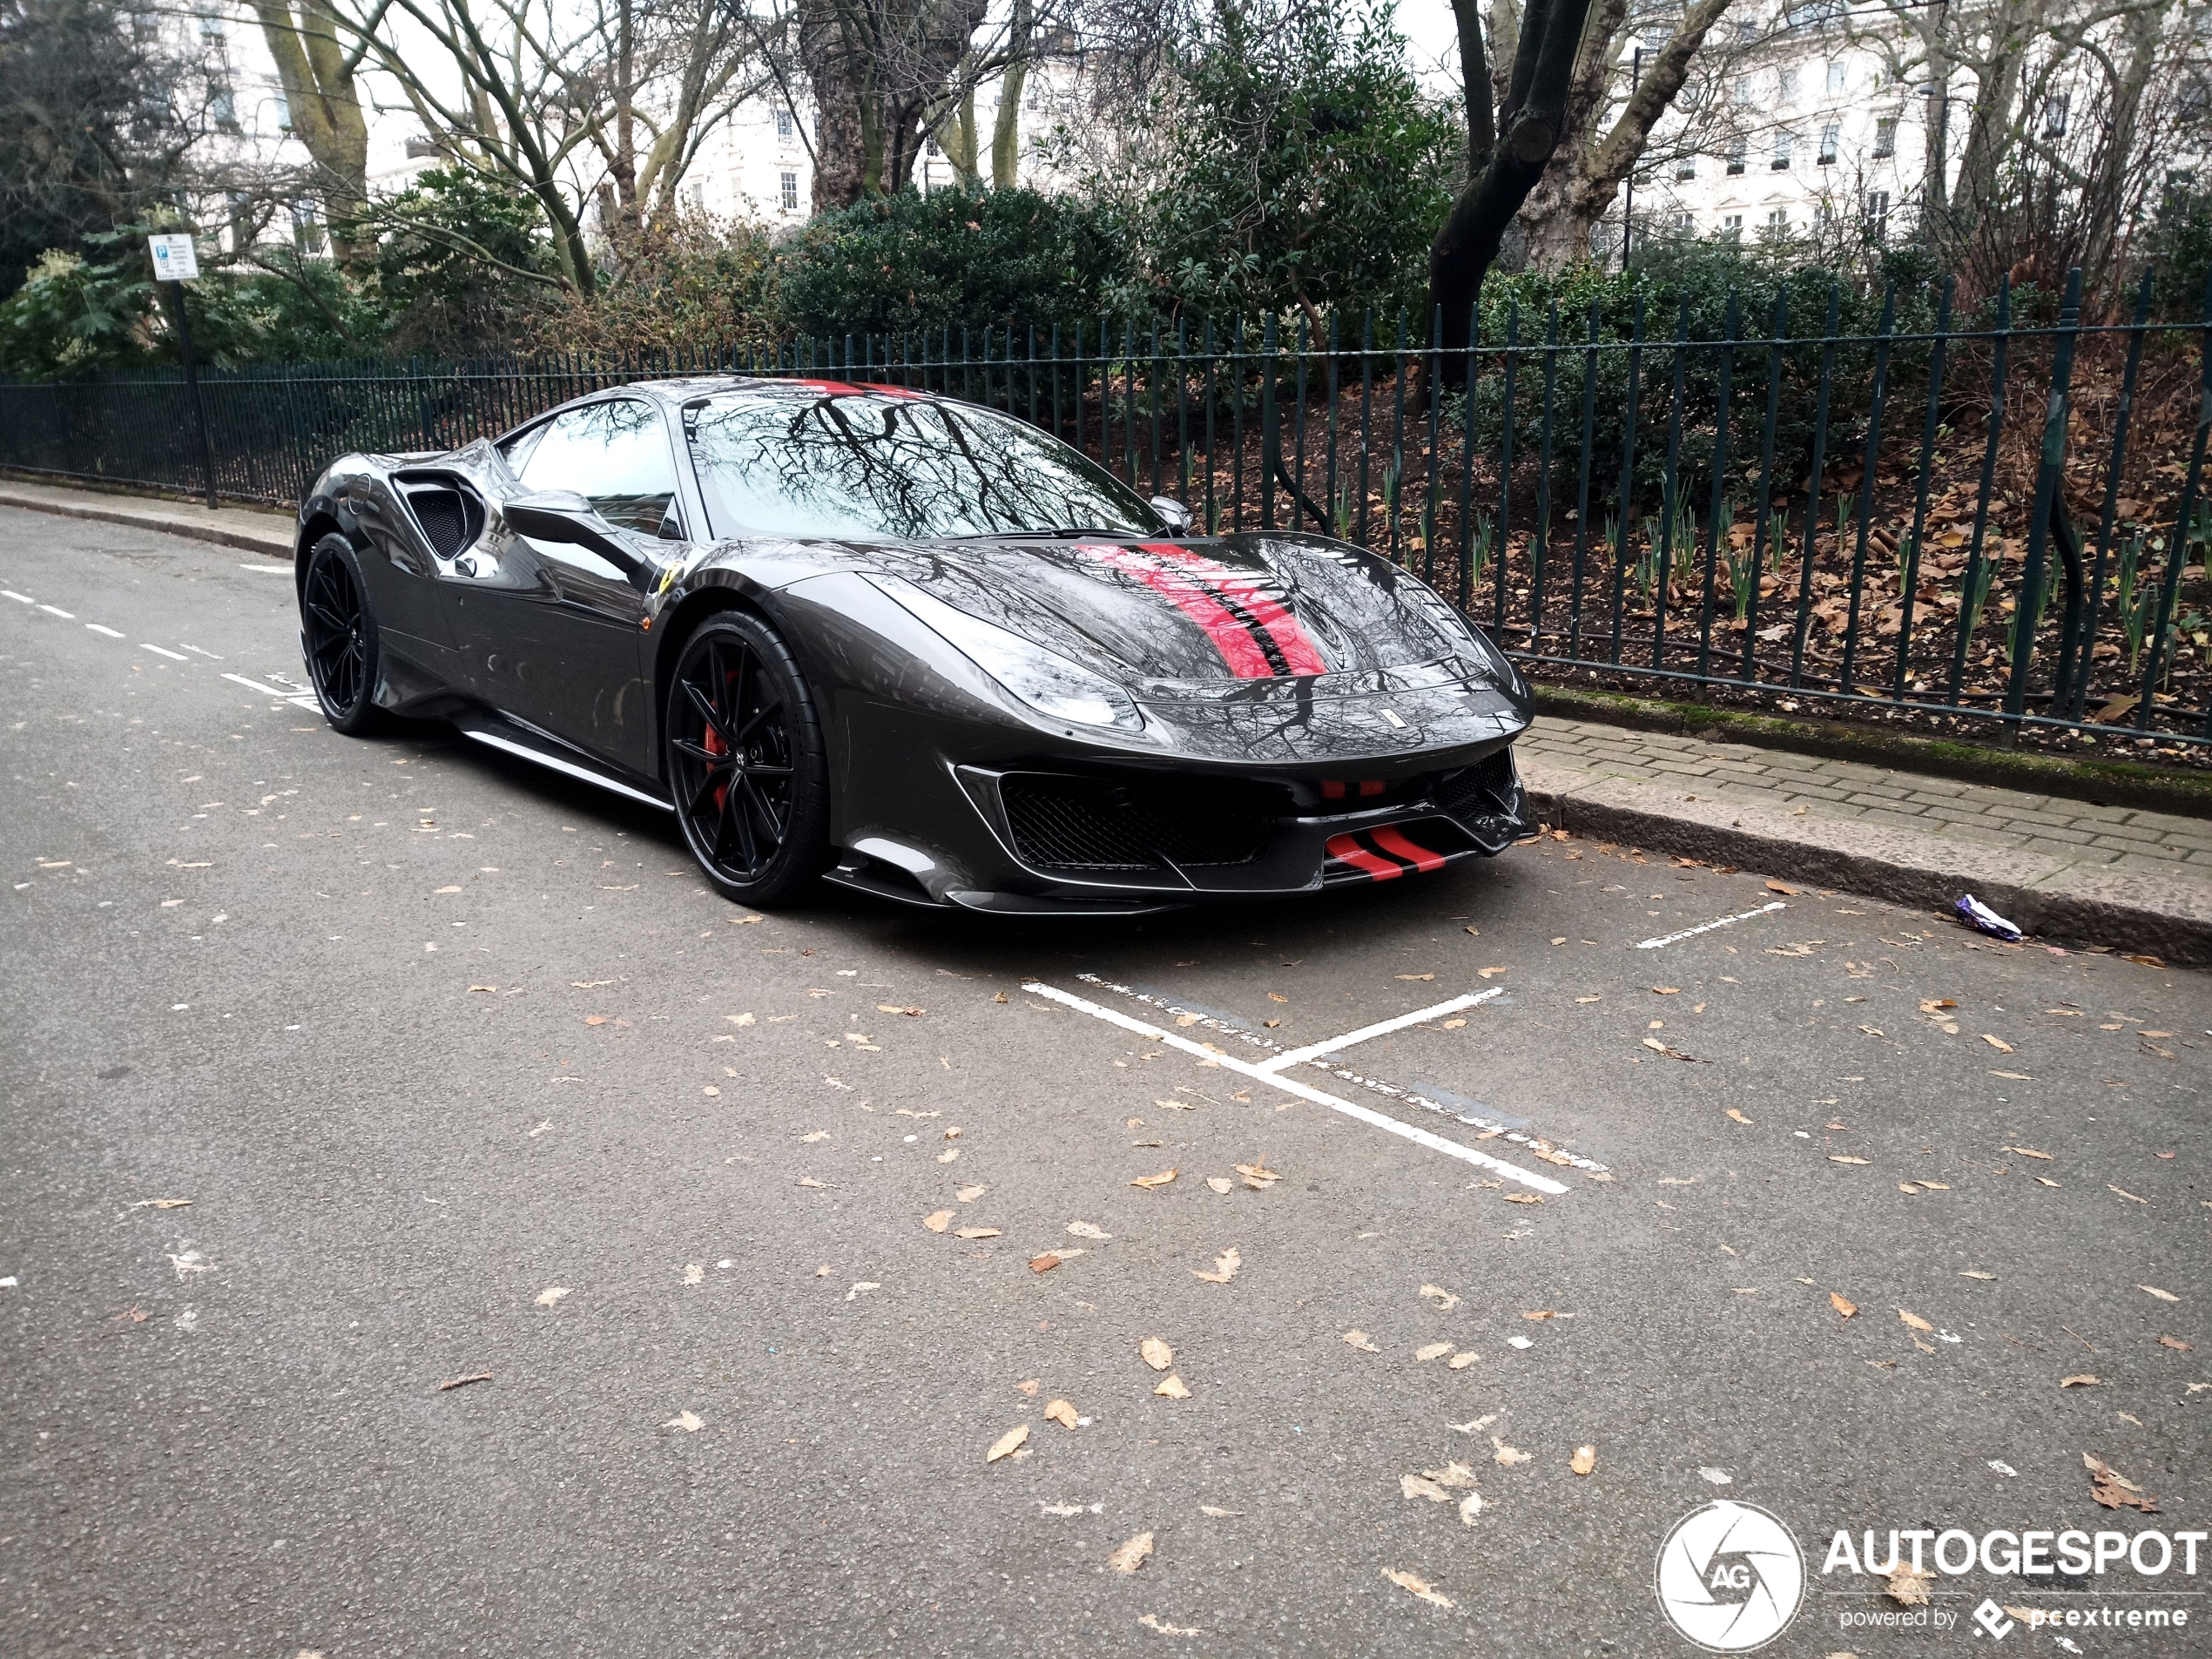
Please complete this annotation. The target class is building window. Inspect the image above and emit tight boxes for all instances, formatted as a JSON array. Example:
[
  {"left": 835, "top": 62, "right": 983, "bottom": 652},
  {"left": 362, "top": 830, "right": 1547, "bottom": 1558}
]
[
  {"left": 774, "top": 108, "right": 794, "bottom": 140},
  {"left": 1826, "top": 60, "right": 1846, "bottom": 96},
  {"left": 1676, "top": 156, "right": 1696, "bottom": 181},
  {"left": 291, "top": 203, "right": 323, "bottom": 253},
  {"left": 1767, "top": 208, "right": 1789, "bottom": 232},
  {"left": 1723, "top": 213, "right": 1744, "bottom": 239},
  {"left": 404, "top": 135, "right": 441, "bottom": 159},
  {"left": 1733, "top": 76, "right": 1753, "bottom": 105},
  {"left": 212, "top": 83, "right": 237, "bottom": 131},
  {"left": 1872, "top": 117, "right": 1896, "bottom": 158},
  {"left": 2043, "top": 93, "right": 2068, "bottom": 137},
  {"left": 1777, "top": 68, "right": 1797, "bottom": 105},
  {"left": 1865, "top": 189, "right": 1890, "bottom": 239},
  {"left": 779, "top": 171, "right": 799, "bottom": 212},
  {"left": 1818, "top": 123, "right": 1839, "bottom": 165},
  {"left": 1772, "top": 131, "right": 1794, "bottom": 170},
  {"left": 1673, "top": 212, "right": 1695, "bottom": 232},
  {"left": 1727, "top": 139, "right": 1747, "bottom": 175},
  {"left": 273, "top": 88, "right": 292, "bottom": 132}
]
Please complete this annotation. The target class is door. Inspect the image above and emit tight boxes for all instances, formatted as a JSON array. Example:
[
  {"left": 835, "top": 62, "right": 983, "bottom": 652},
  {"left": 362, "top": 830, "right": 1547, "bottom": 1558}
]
[{"left": 444, "top": 397, "right": 684, "bottom": 772}]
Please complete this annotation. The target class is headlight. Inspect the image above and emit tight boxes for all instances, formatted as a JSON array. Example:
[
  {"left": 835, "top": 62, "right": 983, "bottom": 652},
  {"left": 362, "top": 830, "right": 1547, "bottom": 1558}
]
[{"left": 872, "top": 577, "right": 1143, "bottom": 732}]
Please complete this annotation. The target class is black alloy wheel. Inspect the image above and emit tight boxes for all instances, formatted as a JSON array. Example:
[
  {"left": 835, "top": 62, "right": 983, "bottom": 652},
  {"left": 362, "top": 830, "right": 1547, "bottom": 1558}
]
[
  {"left": 302, "top": 533, "right": 383, "bottom": 733},
  {"left": 665, "top": 611, "right": 830, "bottom": 905}
]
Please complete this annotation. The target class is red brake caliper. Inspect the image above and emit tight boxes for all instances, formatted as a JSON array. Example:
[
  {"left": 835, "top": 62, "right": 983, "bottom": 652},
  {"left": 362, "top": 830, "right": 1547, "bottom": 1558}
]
[{"left": 705, "top": 671, "right": 732, "bottom": 812}]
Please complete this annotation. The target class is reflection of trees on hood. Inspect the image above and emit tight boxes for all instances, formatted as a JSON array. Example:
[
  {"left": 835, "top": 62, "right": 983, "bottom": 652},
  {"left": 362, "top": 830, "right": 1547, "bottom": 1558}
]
[{"left": 689, "top": 394, "right": 1150, "bottom": 538}]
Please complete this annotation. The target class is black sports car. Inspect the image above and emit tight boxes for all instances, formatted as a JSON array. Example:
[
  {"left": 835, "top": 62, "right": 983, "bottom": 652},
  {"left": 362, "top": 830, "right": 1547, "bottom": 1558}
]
[{"left": 293, "top": 376, "right": 1533, "bottom": 914}]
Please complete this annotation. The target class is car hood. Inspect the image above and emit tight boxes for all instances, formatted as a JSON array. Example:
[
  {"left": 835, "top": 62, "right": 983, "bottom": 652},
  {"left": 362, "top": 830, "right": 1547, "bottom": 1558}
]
[{"left": 851, "top": 530, "right": 1507, "bottom": 701}]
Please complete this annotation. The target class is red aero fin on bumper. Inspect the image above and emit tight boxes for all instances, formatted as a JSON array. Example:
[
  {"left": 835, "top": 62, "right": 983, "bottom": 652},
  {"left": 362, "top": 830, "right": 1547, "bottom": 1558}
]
[
  {"left": 1325, "top": 832, "right": 1407, "bottom": 880},
  {"left": 1368, "top": 825, "right": 1447, "bottom": 873}
]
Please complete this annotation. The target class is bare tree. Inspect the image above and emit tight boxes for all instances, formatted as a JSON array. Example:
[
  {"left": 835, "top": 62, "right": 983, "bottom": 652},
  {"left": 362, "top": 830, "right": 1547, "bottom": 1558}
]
[{"left": 248, "top": 0, "right": 373, "bottom": 262}]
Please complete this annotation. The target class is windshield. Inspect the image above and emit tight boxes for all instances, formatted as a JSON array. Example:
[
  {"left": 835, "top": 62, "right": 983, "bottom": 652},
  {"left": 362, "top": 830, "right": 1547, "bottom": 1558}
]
[{"left": 685, "top": 390, "right": 1164, "bottom": 541}]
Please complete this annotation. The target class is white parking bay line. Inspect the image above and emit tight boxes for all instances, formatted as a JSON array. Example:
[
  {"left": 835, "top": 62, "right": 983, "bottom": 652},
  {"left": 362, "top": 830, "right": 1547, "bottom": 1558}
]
[
  {"left": 238, "top": 563, "right": 291, "bottom": 574},
  {"left": 141, "top": 644, "right": 190, "bottom": 661},
  {"left": 1256, "top": 989, "right": 1502, "bottom": 1073},
  {"left": 85, "top": 624, "right": 125, "bottom": 638},
  {"left": 1022, "top": 980, "right": 1568, "bottom": 1194},
  {"left": 2, "top": 590, "right": 30, "bottom": 603},
  {"left": 37, "top": 604, "right": 74, "bottom": 618},
  {"left": 1635, "top": 900, "right": 1787, "bottom": 951},
  {"left": 221, "top": 671, "right": 300, "bottom": 698}
]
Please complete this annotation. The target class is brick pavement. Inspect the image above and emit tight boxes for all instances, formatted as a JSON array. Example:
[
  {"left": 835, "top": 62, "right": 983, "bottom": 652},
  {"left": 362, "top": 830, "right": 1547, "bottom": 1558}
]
[{"left": 1519, "top": 716, "right": 2212, "bottom": 894}]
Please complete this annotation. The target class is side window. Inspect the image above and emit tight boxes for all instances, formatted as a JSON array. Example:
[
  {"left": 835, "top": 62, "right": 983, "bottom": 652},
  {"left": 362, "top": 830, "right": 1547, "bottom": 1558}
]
[{"left": 516, "top": 399, "right": 681, "bottom": 536}]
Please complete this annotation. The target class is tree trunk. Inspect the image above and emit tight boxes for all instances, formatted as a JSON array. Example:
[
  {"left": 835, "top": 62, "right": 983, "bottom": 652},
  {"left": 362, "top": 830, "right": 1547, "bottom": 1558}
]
[
  {"left": 249, "top": 0, "right": 371, "bottom": 266},
  {"left": 943, "top": 78, "right": 981, "bottom": 184},
  {"left": 801, "top": 0, "right": 987, "bottom": 208},
  {"left": 1428, "top": 0, "right": 1599, "bottom": 378},
  {"left": 990, "top": 0, "right": 1030, "bottom": 188}
]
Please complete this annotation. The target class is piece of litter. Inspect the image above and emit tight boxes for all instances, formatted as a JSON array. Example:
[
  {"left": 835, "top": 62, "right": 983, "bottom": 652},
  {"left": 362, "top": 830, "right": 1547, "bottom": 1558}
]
[
  {"left": 1698, "top": 1467, "right": 1731, "bottom": 1486},
  {"left": 664, "top": 1410, "right": 703, "bottom": 1433},
  {"left": 1954, "top": 893, "right": 2022, "bottom": 942},
  {"left": 1381, "top": 1568, "right": 1453, "bottom": 1609}
]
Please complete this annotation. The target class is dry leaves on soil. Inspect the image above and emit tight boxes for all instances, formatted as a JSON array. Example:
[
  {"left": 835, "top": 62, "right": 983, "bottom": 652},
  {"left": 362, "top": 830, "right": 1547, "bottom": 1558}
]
[
  {"left": 1141, "top": 1338, "right": 1175, "bottom": 1371},
  {"left": 1898, "top": 1309, "right": 1934, "bottom": 1333},
  {"left": 1491, "top": 1438, "right": 1532, "bottom": 1467},
  {"left": 1154, "top": 1375, "right": 1191, "bottom": 1399},
  {"left": 2060, "top": 1374, "right": 2101, "bottom": 1387},
  {"left": 986, "top": 1424, "right": 1030, "bottom": 1463},
  {"left": 1343, "top": 1330, "right": 1380, "bottom": 1353},
  {"left": 921, "top": 1210, "right": 955, "bottom": 1233},
  {"left": 1235, "top": 1160, "right": 1282, "bottom": 1190},
  {"left": 1043, "top": 1398, "right": 1079, "bottom": 1429},
  {"left": 1420, "top": 1284, "right": 1461, "bottom": 1312},
  {"left": 1130, "top": 1169, "right": 1178, "bottom": 1190},
  {"left": 1415, "top": 1342, "right": 1453, "bottom": 1362},
  {"left": 1886, "top": 1563, "right": 1936, "bottom": 1607},
  {"left": 2086, "top": 1453, "right": 2158, "bottom": 1513},
  {"left": 1830, "top": 1293, "right": 1858, "bottom": 1319}
]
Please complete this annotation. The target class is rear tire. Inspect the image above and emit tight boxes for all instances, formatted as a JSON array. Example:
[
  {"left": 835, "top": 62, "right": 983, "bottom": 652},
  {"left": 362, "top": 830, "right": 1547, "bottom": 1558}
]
[
  {"left": 665, "top": 611, "right": 831, "bottom": 907},
  {"left": 300, "top": 533, "right": 385, "bottom": 734}
]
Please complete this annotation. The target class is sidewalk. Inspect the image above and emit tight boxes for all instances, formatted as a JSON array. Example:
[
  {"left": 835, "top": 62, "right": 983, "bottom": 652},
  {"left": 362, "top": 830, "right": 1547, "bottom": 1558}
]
[
  {"left": 0, "top": 475, "right": 293, "bottom": 559},
  {"left": 1519, "top": 718, "right": 2211, "bottom": 965}
]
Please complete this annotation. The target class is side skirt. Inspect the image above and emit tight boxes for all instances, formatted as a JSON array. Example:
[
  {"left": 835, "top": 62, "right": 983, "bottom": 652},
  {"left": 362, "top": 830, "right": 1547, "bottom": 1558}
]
[{"left": 451, "top": 710, "right": 673, "bottom": 813}]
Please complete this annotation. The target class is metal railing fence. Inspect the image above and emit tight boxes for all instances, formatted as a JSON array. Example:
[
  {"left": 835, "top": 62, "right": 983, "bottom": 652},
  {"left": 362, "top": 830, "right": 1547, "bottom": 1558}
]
[{"left": 0, "top": 265, "right": 2206, "bottom": 746}]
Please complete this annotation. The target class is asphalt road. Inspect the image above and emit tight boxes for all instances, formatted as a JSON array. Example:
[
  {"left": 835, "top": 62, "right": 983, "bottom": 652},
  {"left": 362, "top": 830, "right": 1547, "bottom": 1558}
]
[{"left": 2, "top": 504, "right": 2206, "bottom": 1658}]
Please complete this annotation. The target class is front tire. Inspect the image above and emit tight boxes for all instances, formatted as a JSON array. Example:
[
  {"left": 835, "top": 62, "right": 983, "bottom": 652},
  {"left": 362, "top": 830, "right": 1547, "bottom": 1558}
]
[
  {"left": 300, "top": 533, "right": 384, "bottom": 734},
  {"left": 665, "top": 611, "right": 831, "bottom": 907}
]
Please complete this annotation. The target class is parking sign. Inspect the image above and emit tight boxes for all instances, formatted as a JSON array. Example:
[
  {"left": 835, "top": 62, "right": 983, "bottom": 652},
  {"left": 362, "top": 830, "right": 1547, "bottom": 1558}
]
[{"left": 146, "top": 233, "right": 200, "bottom": 281}]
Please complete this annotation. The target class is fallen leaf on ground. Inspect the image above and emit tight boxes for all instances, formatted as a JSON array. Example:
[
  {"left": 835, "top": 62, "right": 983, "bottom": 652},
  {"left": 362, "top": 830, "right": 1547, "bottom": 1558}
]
[
  {"left": 1136, "top": 1614, "right": 1197, "bottom": 1636},
  {"left": 934, "top": 1149, "right": 959, "bottom": 1163},
  {"left": 664, "top": 1410, "right": 703, "bottom": 1433},
  {"left": 1153, "top": 1374, "right": 1191, "bottom": 1399},
  {"left": 536, "top": 1286, "right": 571, "bottom": 1307},
  {"left": 1199, "top": 1506, "right": 1244, "bottom": 1517},
  {"left": 1155, "top": 1097, "right": 1195, "bottom": 1112},
  {"left": 1477, "top": 966, "right": 1508, "bottom": 978},
  {"left": 1424, "top": 1460, "right": 1479, "bottom": 1488},
  {"left": 1491, "top": 1437, "right": 1532, "bottom": 1467},
  {"left": 2159, "top": 1336, "right": 2192, "bottom": 1352},
  {"left": 2060, "top": 1374, "right": 2101, "bottom": 1387},
  {"left": 1130, "top": 1169, "right": 1178, "bottom": 1190},
  {"left": 1886, "top": 1563, "right": 1935, "bottom": 1607},
  {"left": 1570, "top": 1445, "right": 1597, "bottom": 1476},
  {"left": 1415, "top": 1342, "right": 1453, "bottom": 1362},
  {"left": 844, "top": 1281, "right": 880, "bottom": 1301},
  {"left": 1192, "top": 1247, "right": 1241, "bottom": 1284},
  {"left": 1397, "top": 973, "right": 1436, "bottom": 981},
  {"left": 1982, "top": 1034, "right": 2013, "bottom": 1052},
  {"left": 956, "top": 1184, "right": 988, "bottom": 1202},
  {"left": 1206, "top": 1177, "right": 1234, "bottom": 1193},
  {"left": 1381, "top": 1568, "right": 1453, "bottom": 1609},
  {"left": 1109, "top": 1533, "right": 1155, "bottom": 1574},
  {"left": 438, "top": 1372, "right": 492, "bottom": 1391},
  {"left": 986, "top": 1424, "right": 1030, "bottom": 1463},
  {"left": 1043, "top": 1398, "right": 1079, "bottom": 1429},
  {"left": 2109, "top": 1184, "right": 2148, "bottom": 1204},
  {"left": 1726, "top": 1109, "right": 1754, "bottom": 1125},
  {"left": 1765, "top": 880, "right": 1797, "bottom": 895},
  {"left": 1898, "top": 1308, "right": 1933, "bottom": 1333},
  {"left": 1016, "top": 1379, "right": 1040, "bottom": 1395},
  {"left": 1959, "top": 1271, "right": 1995, "bottom": 1281},
  {"left": 1447, "top": 1352, "right": 1480, "bottom": 1369},
  {"left": 131, "top": 1198, "right": 192, "bottom": 1210},
  {"left": 1458, "top": 1491, "right": 1484, "bottom": 1525},
  {"left": 2007, "top": 1146, "right": 2053, "bottom": 1160},
  {"left": 1447, "top": 1414, "right": 1498, "bottom": 1433},
  {"left": 683, "top": 1263, "right": 704, "bottom": 1285},
  {"left": 921, "top": 1210, "right": 955, "bottom": 1232},
  {"left": 2085, "top": 1453, "right": 2158, "bottom": 1512},
  {"left": 1343, "top": 1329, "right": 1380, "bottom": 1353},
  {"left": 1401, "top": 1474, "right": 1454, "bottom": 1503},
  {"left": 1420, "top": 1284, "right": 1461, "bottom": 1311},
  {"left": 799, "top": 1177, "right": 826, "bottom": 1188},
  {"left": 1831, "top": 1292, "right": 1858, "bottom": 1319},
  {"left": 1829, "top": 1156, "right": 1871, "bottom": 1165},
  {"left": 1521, "top": 1310, "right": 1559, "bottom": 1322},
  {"left": 1028, "top": 1254, "right": 1062, "bottom": 1273},
  {"left": 468, "top": 983, "right": 496, "bottom": 993},
  {"left": 2140, "top": 1285, "right": 2180, "bottom": 1302},
  {"left": 1502, "top": 1192, "right": 1543, "bottom": 1205},
  {"left": 1234, "top": 1160, "right": 1282, "bottom": 1190},
  {"left": 953, "top": 1227, "right": 1001, "bottom": 1240},
  {"left": 1141, "top": 1337, "right": 1174, "bottom": 1371}
]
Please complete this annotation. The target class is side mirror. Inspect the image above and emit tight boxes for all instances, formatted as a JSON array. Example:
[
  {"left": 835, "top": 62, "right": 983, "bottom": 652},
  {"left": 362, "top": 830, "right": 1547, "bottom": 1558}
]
[
  {"left": 1150, "top": 496, "right": 1194, "bottom": 536},
  {"left": 503, "top": 489, "right": 651, "bottom": 584}
]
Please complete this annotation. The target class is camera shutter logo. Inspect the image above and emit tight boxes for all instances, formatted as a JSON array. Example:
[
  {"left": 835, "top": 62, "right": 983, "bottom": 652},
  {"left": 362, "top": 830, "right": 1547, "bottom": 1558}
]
[{"left": 1654, "top": 1501, "right": 1805, "bottom": 1651}]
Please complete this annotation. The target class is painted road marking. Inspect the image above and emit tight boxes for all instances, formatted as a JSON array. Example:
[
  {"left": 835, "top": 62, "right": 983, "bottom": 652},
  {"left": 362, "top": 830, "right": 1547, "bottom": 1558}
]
[
  {"left": 221, "top": 672, "right": 303, "bottom": 698},
  {"left": 2, "top": 590, "right": 30, "bottom": 603},
  {"left": 1636, "top": 900, "right": 1787, "bottom": 951},
  {"left": 1257, "top": 989, "right": 1501, "bottom": 1073},
  {"left": 37, "top": 604, "right": 73, "bottom": 618},
  {"left": 238, "top": 563, "right": 290, "bottom": 574},
  {"left": 1077, "top": 973, "right": 1608, "bottom": 1175},
  {"left": 179, "top": 644, "right": 223, "bottom": 659},
  {"left": 1024, "top": 980, "right": 1569, "bottom": 1194},
  {"left": 141, "top": 644, "right": 191, "bottom": 661},
  {"left": 85, "top": 624, "right": 124, "bottom": 638}
]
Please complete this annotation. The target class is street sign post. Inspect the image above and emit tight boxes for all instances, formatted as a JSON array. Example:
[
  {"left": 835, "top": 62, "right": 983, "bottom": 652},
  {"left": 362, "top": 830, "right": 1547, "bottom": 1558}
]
[{"left": 146, "top": 233, "right": 218, "bottom": 509}]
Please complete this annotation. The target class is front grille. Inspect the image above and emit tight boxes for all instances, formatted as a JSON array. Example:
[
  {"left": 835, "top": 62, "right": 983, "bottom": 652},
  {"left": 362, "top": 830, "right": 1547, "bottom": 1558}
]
[
  {"left": 1435, "top": 750, "right": 1517, "bottom": 819},
  {"left": 1001, "top": 774, "right": 1277, "bottom": 873}
]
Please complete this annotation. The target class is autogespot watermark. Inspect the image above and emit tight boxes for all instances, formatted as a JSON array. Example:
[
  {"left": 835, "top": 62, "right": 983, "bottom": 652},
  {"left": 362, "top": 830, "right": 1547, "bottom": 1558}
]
[{"left": 1656, "top": 1509, "right": 2206, "bottom": 1649}]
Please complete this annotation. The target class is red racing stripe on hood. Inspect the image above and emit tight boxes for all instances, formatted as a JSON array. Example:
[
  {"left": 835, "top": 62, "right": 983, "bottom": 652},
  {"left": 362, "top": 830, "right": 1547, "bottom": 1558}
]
[
  {"left": 1138, "top": 544, "right": 1328, "bottom": 676},
  {"left": 1079, "top": 543, "right": 1277, "bottom": 678}
]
